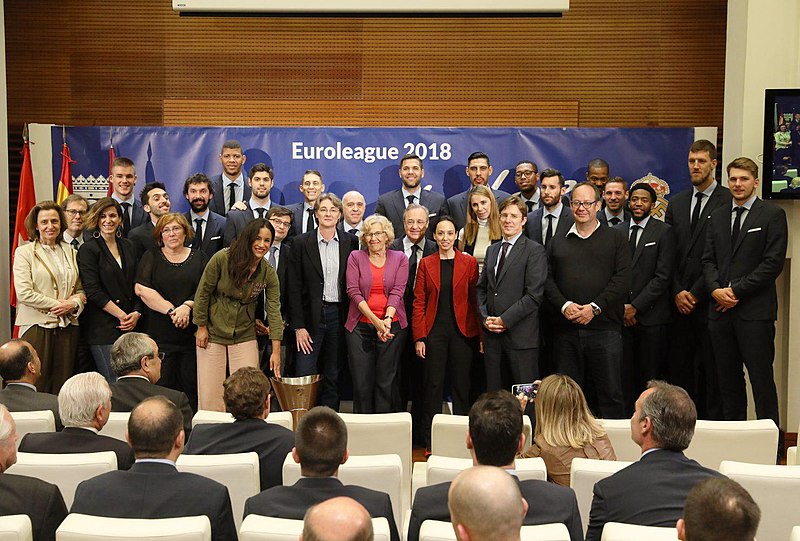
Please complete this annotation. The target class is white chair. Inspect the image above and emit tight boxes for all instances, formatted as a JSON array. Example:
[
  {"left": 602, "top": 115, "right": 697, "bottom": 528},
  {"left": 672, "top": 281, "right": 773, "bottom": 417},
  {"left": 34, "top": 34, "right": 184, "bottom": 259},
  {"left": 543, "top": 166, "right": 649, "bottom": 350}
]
[
  {"left": 176, "top": 452, "right": 260, "bottom": 531},
  {"left": 6, "top": 451, "right": 117, "bottom": 508},
  {"left": 418, "top": 520, "right": 456, "bottom": 541},
  {"left": 238, "top": 515, "right": 391, "bottom": 541},
  {"left": 685, "top": 419, "right": 778, "bottom": 468},
  {"left": 600, "top": 522, "right": 678, "bottom": 540},
  {"left": 99, "top": 411, "right": 130, "bottom": 442},
  {"left": 791, "top": 525, "right": 800, "bottom": 541},
  {"left": 789, "top": 446, "right": 798, "bottom": 465},
  {"left": 418, "top": 519, "right": 570, "bottom": 541},
  {"left": 0, "top": 515, "right": 32, "bottom": 541},
  {"left": 283, "top": 452, "right": 404, "bottom": 528},
  {"left": 569, "top": 458, "right": 632, "bottom": 537},
  {"left": 596, "top": 419, "right": 641, "bottom": 462},
  {"left": 191, "top": 410, "right": 293, "bottom": 430},
  {"left": 720, "top": 460, "right": 800, "bottom": 541},
  {"left": 430, "top": 414, "right": 532, "bottom": 459},
  {"left": 9, "top": 411, "right": 55, "bottom": 448},
  {"left": 56, "top": 514, "right": 211, "bottom": 541}
]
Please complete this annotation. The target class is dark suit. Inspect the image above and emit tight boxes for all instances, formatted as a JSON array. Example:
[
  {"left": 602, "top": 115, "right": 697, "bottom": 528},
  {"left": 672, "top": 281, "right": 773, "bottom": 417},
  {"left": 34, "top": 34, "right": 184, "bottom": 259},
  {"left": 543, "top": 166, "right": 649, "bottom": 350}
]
[
  {"left": 664, "top": 184, "right": 730, "bottom": 419},
  {"left": 19, "top": 426, "right": 135, "bottom": 470},
  {"left": 477, "top": 235, "right": 547, "bottom": 391},
  {"left": 408, "top": 477, "right": 582, "bottom": 541},
  {"left": 209, "top": 174, "right": 251, "bottom": 217},
  {"left": 702, "top": 198, "right": 788, "bottom": 426},
  {"left": 615, "top": 218, "right": 675, "bottom": 413},
  {"left": 375, "top": 189, "right": 447, "bottom": 240},
  {"left": 0, "top": 473, "right": 68, "bottom": 541},
  {"left": 183, "top": 211, "right": 226, "bottom": 260},
  {"left": 286, "top": 202, "right": 313, "bottom": 240},
  {"left": 446, "top": 188, "right": 511, "bottom": 231},
  {"left": 184, "top": 418, "right": 295, "bottom": 491},
  {"left": 128, "top": 220, "right": 156, "bottom": 261},
  {"left": 585, "top": 449, "right": 722, "bottom": 541},
  {"left": 525, "top": 204, "right": 574, "bottom": 246},
  {"left": 110, "top": 376, "right": 193, "bottom": 437},
  {"left": 0, "top": 383, "right": 63, "bottom": 431},
  {"left": 598, "top": 207, "right": 632, "bottom": 226},
  {"left": 223, "top": 201, "right": 275, "bottom": 246},
  {"left": 286, "top": 229, "right": 359, "bottom": 409},
  {"left": 244, "top": 477, "right": 399, "bottom": 541},
  {"left": 72, "top": 461, "right": 237, "bottom": 541},
  {"left": 114, "top": 199, "right": 147, "bottom": 237}
]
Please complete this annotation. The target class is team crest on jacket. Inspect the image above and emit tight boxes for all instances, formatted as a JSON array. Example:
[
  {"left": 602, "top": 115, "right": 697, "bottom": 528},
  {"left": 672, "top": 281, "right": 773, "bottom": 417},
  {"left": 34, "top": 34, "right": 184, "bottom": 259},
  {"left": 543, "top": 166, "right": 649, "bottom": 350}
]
[{"left": 631, "top": 173, "right": 670, "bottom": 221}]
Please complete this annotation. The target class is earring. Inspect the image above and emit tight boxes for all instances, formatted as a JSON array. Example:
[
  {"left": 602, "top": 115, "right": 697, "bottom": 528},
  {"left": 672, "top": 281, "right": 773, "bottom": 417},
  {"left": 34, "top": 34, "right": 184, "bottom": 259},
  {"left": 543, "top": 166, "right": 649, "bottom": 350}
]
[
  {"left": 92, "top": 230, "right": 101, "bottom": 239},
  {"left": 116, "top": 228, "right": 122, "bottom": 238}
]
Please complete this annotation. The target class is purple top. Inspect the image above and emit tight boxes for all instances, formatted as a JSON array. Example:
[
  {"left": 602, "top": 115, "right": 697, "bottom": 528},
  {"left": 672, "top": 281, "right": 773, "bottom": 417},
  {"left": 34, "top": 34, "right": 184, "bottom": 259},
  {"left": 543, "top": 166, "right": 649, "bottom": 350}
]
[{"left": 345, "top": 249, "right": 409, "bottom": 332}]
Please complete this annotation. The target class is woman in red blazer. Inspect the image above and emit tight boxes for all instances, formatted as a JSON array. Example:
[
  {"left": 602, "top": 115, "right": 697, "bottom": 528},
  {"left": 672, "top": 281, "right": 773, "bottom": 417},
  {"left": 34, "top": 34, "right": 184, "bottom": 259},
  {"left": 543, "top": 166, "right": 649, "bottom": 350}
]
[{"left": 413, "top": 215, "right": 481, "bottom": 451}]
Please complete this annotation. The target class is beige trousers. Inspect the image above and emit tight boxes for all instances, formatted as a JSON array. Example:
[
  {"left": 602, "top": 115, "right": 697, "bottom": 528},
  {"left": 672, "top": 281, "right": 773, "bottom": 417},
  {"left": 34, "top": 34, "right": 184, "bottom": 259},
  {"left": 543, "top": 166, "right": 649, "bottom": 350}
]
[{"left": 196, "top": 340, "right": 259, "bottom": 411}]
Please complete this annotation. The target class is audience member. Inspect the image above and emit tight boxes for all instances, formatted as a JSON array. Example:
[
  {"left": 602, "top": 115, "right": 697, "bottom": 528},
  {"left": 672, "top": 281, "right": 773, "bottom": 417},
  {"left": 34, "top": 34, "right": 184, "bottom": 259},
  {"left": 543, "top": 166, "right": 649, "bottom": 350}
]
[
  {"left": 288, "top": 170, "right": 326, "bottom": 236},
  {"left": 599, "top": 177, "right": 631, "bottom": 225},
  {"left": 0, "top": 339, "right": 63, "bottom": 430},
  {"left": 223, "top": 162, "right": 276, "bottom": 245},
  {"left": 458, "top": 185, "right": 502, "bottom": 272},
  {"left": 109, "top": 157, "right": 147, "bottom": 235},
  {"left": 513, "top": 160, "right": 541, "bottom": 213},
  {"left": 128, "top": 182, "right": 171, "bottom": 259},
  {"left": 341, "top": 190, "right": 367, "bottom": 236},
  {"left": 183, "top": 173, "right": 227, "bottom": 258},
  {"left": 209, "top": 139, "right": 250, "bottom": 216},
  {"left": 447, "top": 152, "right": 511, "bottom": 231},
  {"left": 677, "top": 477, "right": 760, "bottom": 541},
  {"left": 302, "top": 497, "right": 373, "bottom": 541}
]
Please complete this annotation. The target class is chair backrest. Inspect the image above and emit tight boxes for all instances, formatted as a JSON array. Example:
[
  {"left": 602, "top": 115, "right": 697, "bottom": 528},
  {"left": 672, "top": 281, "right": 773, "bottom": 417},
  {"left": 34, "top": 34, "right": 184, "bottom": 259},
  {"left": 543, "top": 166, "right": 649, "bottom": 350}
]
[
  {"left": 10, "top": 410, "right": 55, "bottom": 448},
  {"left": 56, "top": 514, "right": 211, "bottom": 541},
  {"left": 238, "top": 514, "right": 391, "bottom": 541},
  {"left": 570, "top": 458, "right": 632, "bottom": 537},
  {"left": 430, "top": 414, "right": 532, "bottom": 460},
  {"left": 418, "top": 519, "right": 570, "bottom": 541},
  {"left": 720, "top": 460, "right": 800, "bottom": 541},
  {"left": 424, "top": 456, "right": 547, "bottom": 488},
  {"left": 0, "top": 515, "right": 32, "bottom": 541},
  {"left": 6, "top": 451, "right": 117, "bottom": 508},
  {"left": 191, "top": 410, "right": 293, "bottom": 430},
  {"left": 685, "top": 419, "right": 778, "bottom": 468},
  {"left": 175, "top": 452, "right": 260, "bottom": 531},
  {"left": 283, "top": 453, "right": 404, "bottom": 528},
  {"left": 99, "top": 412, "right": 130, "bottom": 442},
  {"left": 596, "top": 419, "right": 640, "bottom": 462},
  {"left": 791, "top": 525, "right": 800, "bottom": 541},
  {"left": 600, "top": 522, "right": 678, "bottom": 540}
]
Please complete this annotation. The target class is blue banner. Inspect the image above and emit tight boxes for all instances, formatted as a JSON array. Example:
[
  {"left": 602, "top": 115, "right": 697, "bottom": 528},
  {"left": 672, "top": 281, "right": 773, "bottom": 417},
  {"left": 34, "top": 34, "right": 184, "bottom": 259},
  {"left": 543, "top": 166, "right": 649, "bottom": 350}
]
[{"left": 53, "top": 126, "right": 695, "bottom": 218}]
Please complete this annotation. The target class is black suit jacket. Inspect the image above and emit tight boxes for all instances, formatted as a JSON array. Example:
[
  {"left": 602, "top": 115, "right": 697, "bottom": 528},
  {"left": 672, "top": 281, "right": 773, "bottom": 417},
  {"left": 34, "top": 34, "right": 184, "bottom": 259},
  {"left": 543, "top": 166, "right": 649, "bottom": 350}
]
[
  {"left": 209, "top": 174, "right": 251, "bottom": 217},
  {"left": 0, "top": 472, "right": 68, "bottom": 541},
  {"left": 285, "top": 202, "right": 312, "bottom": 241},
  {"left": 614, "top": 219, "right": 675, "bottom": 326},
  {"left": 476, "top": 236, "right": 547, "bottom": 349},
  {"left": 0, "top": 383, "right": 63, "bottom": 431},
  {"left": 110, "top": 377, "right": 193, "bottom": 437},
  {"left": 664, "top": 184, "right": 731, "bottom": 300},
  {"left": 286, "top": 230, "right": 359, "bottom": 334},
  {"left": 184, "top": 418, "right": 295, "bottom": 491},
  {"left": 375, "top": 189, "right": 447, "bottom": 240},
  {"left": 19, "top": 427, "right": 135, "bottom": 470},
  {"left": 585, "top": 449, "right": 722, "bottom": 541},
  {"left": 77, "top": 236, "right": 142, "bottom": 345},
  {"left": 223, "top": 201, "right": 277, "bottom": 246},
  {"left": 408, "top": 477, "right": 582, "bottom": 541},
  {"left": 389, "top": 237, "right": 437, "bottom": 317},
  {"left": 446, "top": 188, "right": 511, "bottom": 231},
  {"left": 702, "top": 198, "right": 788, "bottom": 321},
  {"left": 244, "top": 477, "right": 399, "bottom": 541},
  {"left": 598, "top": 207, "right": 632, "bottom": 226},
  {"left": 183, "top": 211, "right": 226, "bottom": 259},
  {"left": 525, "top": 204, "right": 574, "bottom": 245},
  {"left": 72, "top": 461, "right": 237, "bottom": 541},
  {"left": 128, "top": 220, "right": 156, "bottom": 261}
]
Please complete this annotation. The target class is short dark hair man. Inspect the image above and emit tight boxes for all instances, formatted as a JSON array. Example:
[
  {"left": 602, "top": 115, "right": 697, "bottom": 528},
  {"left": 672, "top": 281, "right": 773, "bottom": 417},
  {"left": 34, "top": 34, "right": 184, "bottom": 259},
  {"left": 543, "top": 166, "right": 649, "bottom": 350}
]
[
  {"left": 209, "top": 140, "right": 251, "bottom": 216},
  {"left": 513, "top": 160, "right": 540, "bottom": 213},
  {"left": 129, "top": 182, "right": 171, "bottom": 259},
  {"left": 183, "top": 173, "right": 227, "bottom": 258},
  {"left": 600, "top": 177, "right": 631, "bottom": 226},
  {"left": 184, "top": 367, "right": 295, "bottom": 491},
  {"left": 61, "top": 193, "right": 89, "bottom": 249},
  {"left": 525, "top": 168, "right": 573, "bottom": 247},
  {"left": 585, "top": 381, "right": 722, "bottom": 541},
  {"left": 586, "top": 158, "right": 610, "bottom": 193},
  {"left": 408, "top": 391, "right": 582, "bottom": 541},
  {"left": 109, "top": 156, "right": 147, "bottom": 236},
  {"left": 0, "top": 339, "right": 63, "bottom": 430},
  {"left": 71, "top": 396, "right": 237, "bottom": 541},
  {"left": 302, "top": 497, "right": 374, "bottom": 541},
  {"left": 223, "top": 162, "right": 276, "bottom": 246},
  {"left": 244, "top": 406, "right": 400, "bottom": 541},
  {"left": 446, "top": 152, "right": 511, "bottom": 231},
  {"left": 287, "top": 170, "right": 326, "bottom": 236},
  {"left": 677, "top": 477, "right": 760, "bottom": 541}
]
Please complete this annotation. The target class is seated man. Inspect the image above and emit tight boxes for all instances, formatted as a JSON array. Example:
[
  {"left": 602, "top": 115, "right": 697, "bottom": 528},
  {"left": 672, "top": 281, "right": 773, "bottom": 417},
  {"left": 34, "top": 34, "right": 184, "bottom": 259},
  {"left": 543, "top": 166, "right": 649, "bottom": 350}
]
[
  {"left": 303, "top": 497, "right": 373, "bottom": 541},
  {"left": 184, "top": 367, "right": 294, "bottom": 490},
  {"left": 0, "top": 404, "right": 68, "bottom": 541},
  {"left": 244, "top": 406, "right": 399, "bottom": 541},
  {"left": 18, "top": 372, "right": 134, "bottom": 469},
  {"left": 408, "top": 391, "right": 582, "bottom": 541},
  {"left": 109, "top": 332, "right": 193, "bottom": 436},
  {"left": 677, "top": 477, "right": 760, "bottom": 541},
  {"left": 0, "top": 339, "right": 63, "bottom": 430},
  {"left": 585, "top": 381, "right": 723, "bottom": 541},
  {"left": 72, "top": 396, "right": 236, "bottom": 541}
]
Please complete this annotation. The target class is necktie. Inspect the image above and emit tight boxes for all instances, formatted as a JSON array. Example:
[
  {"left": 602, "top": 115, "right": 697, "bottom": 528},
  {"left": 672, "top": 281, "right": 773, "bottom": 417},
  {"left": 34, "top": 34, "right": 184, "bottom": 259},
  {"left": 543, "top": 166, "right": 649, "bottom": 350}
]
[
  {"left": 193, "top": 218, "right": 203, "bottom": 249},
  {"left": 526, "top": 200, "right": 534, "bottom": 213},
  {"left": 544, "top": 215, "right": 554, "bottom": 246},
  {"left": 629, "top": 224, "right": 641, "bottom": 255},
  {"left": 690, "top": 192, "right": 704, "bottom": 234},
  {"left": 268, "top": 246, "right": 278, "bottom": 268},
  {"left": 70, "top": 239, "right": 79, "bottom": 250},
  {"left": 406, "top": 195, "right": 416, "bottom": 206},
  {"left": 228, "top": 183, "right": 237, "bottom": 210},
  {"left": 407, "top": 244, "right": 421, "bottom": 295},
  {"left": 609, "top": 217, "right": 621, "bottom": 226},
  {"left": 256, "top": 208, "right": 265, "bottom": 220},
  {"left": 121, "top": 203, "right": 131, "bottom": 234},
  {"left": 306, "top": 208, "right": 315, "bottom": 233},
  {"left": 496, "top": 241, "right": 510, "bottom": 276},
  {"left": 731, "top": 207, "right": 745, "bottom": 247},
  {"left": 348, "top": 228, "right": 358, "bottom": 235}
]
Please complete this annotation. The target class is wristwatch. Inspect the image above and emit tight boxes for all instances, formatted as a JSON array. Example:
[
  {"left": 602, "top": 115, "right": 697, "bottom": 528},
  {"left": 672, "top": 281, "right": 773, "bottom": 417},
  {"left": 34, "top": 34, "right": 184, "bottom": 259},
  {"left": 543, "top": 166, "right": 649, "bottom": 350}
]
[
  {"left": 590, "top": 303, "right": 601, "bottom": 316},
  {"left": 166, "top": 306, "right": 175, "bottom": 315}
]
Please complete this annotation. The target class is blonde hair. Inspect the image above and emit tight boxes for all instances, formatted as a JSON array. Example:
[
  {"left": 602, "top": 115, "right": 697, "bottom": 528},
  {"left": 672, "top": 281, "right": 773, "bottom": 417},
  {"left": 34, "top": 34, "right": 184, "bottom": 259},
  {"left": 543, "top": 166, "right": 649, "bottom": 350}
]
[
  {"left": 461, "top": 185, "right": 501, "bottom": 248},
  {"left": 534, "top": 374, "right": 606, "bottom": 448},
  {"left": 360, "top": 214, "right": 395, "bottom": 248}
]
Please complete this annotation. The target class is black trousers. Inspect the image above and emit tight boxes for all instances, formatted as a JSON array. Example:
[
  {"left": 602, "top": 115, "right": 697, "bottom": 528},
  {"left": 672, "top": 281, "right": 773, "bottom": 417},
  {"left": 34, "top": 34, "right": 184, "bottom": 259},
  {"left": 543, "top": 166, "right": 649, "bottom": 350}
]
[
  {"left": 294, "top": 303, "right": 344, "bottom": 410},
  {"left": 345, "top": 321, "right": 406, "bottom": 414},
  {"left": 622, "top": 323, "right": 668, "bottom": 415},
  {"left": 157, "top": 343, "right": 198, "bottom": 413}
]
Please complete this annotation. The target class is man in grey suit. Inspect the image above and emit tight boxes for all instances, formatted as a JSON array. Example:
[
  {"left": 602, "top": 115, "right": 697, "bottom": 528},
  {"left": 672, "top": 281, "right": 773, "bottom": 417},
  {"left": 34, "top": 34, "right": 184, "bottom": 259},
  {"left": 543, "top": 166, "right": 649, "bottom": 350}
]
[
  {"left": 0, "top": 339, "right": 63, "bottom": 430},
  {"left": 446, "top": 152, "right": 511, "bottom": 231},
  {"left": 183, "top": 173, "right": 226, "bottom": 259},
  {"left": 209, "top": 139, "right": 250, "bottom": 216},
  {"left": 375, "top": 154, "right": 446, "bottom": 239}
]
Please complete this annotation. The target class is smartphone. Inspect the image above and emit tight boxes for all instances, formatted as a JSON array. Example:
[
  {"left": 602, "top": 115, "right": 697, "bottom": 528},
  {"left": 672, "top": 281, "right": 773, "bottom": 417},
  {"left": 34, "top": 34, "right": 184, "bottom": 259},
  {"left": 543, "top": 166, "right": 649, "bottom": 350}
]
[{"left": 511, "top": 382, "right": 539, "bottom": 400}]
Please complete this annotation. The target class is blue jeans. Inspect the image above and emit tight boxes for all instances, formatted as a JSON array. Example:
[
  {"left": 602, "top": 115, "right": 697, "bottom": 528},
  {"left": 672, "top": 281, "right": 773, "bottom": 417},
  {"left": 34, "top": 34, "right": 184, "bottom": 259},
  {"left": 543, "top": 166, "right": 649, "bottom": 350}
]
[{"left": 89, "top": 344, "right": 116, "bottom": 383}]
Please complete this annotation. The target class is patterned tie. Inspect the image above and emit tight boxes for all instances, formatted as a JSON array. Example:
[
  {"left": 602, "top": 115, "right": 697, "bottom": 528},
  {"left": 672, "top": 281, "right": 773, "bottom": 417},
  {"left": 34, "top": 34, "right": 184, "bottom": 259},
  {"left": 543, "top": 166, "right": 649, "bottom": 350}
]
[
  {"left": 228, "top": 183, "right": 237, "bottom": 210},
  {"left": 268, "top": 246, "right": 278, "bottom": 268},
  {"left": 690, "top": 192, "right": 704, "bottom": 234},
  {"left": 193, "top": 218, "right": 203, "bottom": 249}
]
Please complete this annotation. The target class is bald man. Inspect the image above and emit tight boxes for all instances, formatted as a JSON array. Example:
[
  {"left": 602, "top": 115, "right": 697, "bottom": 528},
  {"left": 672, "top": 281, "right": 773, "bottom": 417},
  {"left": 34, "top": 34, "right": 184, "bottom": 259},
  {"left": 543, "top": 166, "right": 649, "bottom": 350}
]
[
  {"left": 448, "top": 466, "right": 527, "bottom": 541},
  {"left": 302, "top": 497, "right": 373, "bottom": 541},
  {"left": 340, "top": 191, "right": 366, "bottom": 236}
]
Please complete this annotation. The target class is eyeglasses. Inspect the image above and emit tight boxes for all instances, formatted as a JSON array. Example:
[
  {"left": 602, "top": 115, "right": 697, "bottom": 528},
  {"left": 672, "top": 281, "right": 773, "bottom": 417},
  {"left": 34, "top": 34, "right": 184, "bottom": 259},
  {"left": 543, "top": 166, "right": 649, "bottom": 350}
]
[
  {"left": 514, "top": 171, "right": 537, "bottom": 178},
  {"left": 150, "top": 352, "right": 165, "bottom": 361},
  {"left": 161, "top": 226, "right": 183, "bottom": 236},
  {"left": 364, "top": 231, "right": 387, "bottom": 238},
  {"left": 570, "top": 200, "right": 599, "bottom": 209},
  {"left": 64, "top": 209, "right": 86, "bottom": 217},
  {"left": 404, "top": 219, "right": 428, "bottom": 227},
  {"left": 269, "top": 218, "right": 291, "bottom": 229}
]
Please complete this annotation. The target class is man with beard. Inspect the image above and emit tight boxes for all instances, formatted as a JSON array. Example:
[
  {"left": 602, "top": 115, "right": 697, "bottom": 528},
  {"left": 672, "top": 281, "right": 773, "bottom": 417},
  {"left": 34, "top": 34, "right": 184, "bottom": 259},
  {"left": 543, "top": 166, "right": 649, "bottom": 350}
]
[
  {"left": 129, "top": 182, "right": 172, "bottom": 259},
  {"left": 376, "top": 154, "right": 446, "bottom": 240},
  {"left": 224, "top": 163, "right": 277, "bottom": 246},
  {"left": 664, "top": 140, "right": 730, "bottom": 419},
  {"left": 447, "top": 152, "right": 511, "bottom": 231},
  {"left": 209, "top": 140, "right": 250, "bottom": 217},
  {"left": 183, "top": 173, "right": 226, "bottom": 259},
  {"left": 614, "top": 183, "right": 675, "bottom": 413},
  {"left": 599, "top": 177, "right": 632, "bottom": 226}
]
